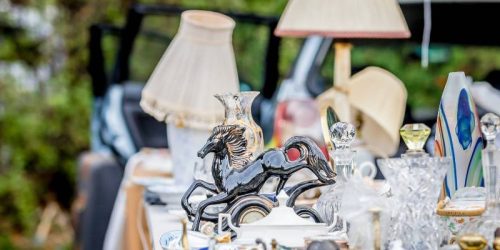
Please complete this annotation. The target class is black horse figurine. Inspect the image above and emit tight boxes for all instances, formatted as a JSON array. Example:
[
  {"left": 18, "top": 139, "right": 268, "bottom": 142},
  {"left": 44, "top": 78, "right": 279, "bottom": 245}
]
[{"left": 182, "top": 124, "right": 335, "bottom": 230}]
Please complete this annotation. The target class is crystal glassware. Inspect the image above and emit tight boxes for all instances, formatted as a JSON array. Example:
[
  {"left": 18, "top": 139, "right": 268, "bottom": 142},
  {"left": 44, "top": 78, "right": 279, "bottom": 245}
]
[
  {"left": 378, "top": 123, "right": 451, "bottom": 250},
  {"left": 458, "top": 113, "right": 500, "bottom": 245},
  {"left": 215, "top": 92, "right": 264, "bottom": 161},
  {"left": 315, "top": 122, "right": 356, "bottom": 234}
]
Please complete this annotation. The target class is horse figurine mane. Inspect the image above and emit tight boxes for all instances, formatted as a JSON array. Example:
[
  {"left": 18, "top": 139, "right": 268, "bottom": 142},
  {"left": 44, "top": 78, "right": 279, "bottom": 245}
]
[{"left": 212, "top": 125, "right": 252, "bottom": 169}]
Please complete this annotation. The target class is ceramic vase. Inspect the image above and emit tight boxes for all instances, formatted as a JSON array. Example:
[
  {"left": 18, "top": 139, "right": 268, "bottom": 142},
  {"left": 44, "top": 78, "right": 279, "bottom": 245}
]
[
  {"left": 434, "top": 72, "right": 483, "bottom": 197},
  {"left": 215, "top": 92, "right": 264, "bottom": 161}
]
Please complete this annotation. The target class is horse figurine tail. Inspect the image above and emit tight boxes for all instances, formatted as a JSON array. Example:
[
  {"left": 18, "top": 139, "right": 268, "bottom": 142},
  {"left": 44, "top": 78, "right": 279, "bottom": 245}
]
[{"left": 283, "top": 136, "right": 335, "bottom": 181}]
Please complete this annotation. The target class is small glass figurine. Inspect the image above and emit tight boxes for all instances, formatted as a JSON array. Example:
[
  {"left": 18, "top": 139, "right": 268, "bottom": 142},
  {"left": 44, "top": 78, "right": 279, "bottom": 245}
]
[
  {"left": 459, "top": 113, "right": 500, "bottom": 245},
  {"left": 315, "top": 122, "right": 356, "bottom": 234},
  {"left": 378, "top": 123, "right": 451, "bottom": 250}
]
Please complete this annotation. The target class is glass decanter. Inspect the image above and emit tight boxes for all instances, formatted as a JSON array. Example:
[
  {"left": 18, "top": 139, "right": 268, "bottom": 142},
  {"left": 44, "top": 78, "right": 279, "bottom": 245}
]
[
  {"left": 458, "top": 113, "right": 500, "bottom": 245},
  {"left": 315, "top": 122, "right": 356, "bottom": 234},
  {"left": 378, "top": 124, "right": 451, "bottom": 250}
]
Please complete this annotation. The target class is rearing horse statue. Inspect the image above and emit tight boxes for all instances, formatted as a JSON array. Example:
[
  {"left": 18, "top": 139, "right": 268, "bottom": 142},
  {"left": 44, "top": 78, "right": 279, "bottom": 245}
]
[{"left": 182, "top": 124, "right": 335, "bottom": 230}]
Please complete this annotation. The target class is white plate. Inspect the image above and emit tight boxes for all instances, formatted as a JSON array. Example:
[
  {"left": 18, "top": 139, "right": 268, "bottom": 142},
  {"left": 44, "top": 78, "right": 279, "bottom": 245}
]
[
  {"left": 159, "top": 230, "right": 209, "bottom": 250},
  {"left": 131, "top": 177, "right": 174, "bottom": 187},
  {"left": 147, "top": 184, "right": 185, "bottom": 194},
  {"left": 147, "top": 184, "right": 185, "bottom": 207}
]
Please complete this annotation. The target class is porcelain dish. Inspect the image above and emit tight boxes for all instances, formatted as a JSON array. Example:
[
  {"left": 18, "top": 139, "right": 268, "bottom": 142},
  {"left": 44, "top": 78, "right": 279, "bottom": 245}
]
[
  {"left": 437, "top": 187, "right": 485, "bottom": 234},
  {"left": 218, "top": 191, "right": 335, "bottom": 248},
  {"left": 159, "top": 230, "right": 209, "bottom": 250}
]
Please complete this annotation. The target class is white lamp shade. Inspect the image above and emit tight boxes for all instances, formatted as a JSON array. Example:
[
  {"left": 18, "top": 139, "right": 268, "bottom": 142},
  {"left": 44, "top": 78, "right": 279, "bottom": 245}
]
[
  {"left": 141, "top": 10, "right": 239, "bottom": 130},
  {"left": 275, "top": 0, "right": 410, "bottom": 38}
]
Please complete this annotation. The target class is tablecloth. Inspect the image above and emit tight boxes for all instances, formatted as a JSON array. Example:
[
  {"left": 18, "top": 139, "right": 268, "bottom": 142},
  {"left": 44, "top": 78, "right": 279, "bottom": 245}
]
[
  {"left": 104, "top": 149, "right": 172, "bottom": 250},
  {"left": 144, "top": 203, "right": 186, "bottom": 250}
]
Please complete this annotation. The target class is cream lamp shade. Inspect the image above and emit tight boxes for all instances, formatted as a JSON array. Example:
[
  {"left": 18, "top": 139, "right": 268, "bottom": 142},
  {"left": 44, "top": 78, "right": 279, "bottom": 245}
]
[
  {"left": 140, "top": 10, "right": 239, "bottom": 188},
  {"left": 317, "top": 67, "right": 407, "bottom": 157},
  {"left": 274, "top": 0, "right": 410, "bottom": 38},
  {"left": 274, "top": 0, "right": 411, "bottom": 89},
  {"left": 140, "top": 10, "right": 239, "bottom": 129}
]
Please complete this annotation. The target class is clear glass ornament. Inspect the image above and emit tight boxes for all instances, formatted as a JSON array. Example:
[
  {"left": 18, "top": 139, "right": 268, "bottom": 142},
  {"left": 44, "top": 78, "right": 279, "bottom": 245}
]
[
  {"left": 315, "top": 122, "right": 356, "bottom": 234},
  {"left": 458, "top": 113, "right": 500, "bottom": 245}
]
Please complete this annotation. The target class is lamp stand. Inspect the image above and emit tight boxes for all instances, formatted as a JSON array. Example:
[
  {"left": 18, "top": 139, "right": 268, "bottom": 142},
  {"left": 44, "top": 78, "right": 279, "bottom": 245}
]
[
  {"left": 331, "top": 41, "right": 353, "bottom": 123},
  {"left": 167, "top": 123, "right": 212, "bottom": 188},
  {"left": 334, "top": 42, "right": 352, "bottom": 87}
]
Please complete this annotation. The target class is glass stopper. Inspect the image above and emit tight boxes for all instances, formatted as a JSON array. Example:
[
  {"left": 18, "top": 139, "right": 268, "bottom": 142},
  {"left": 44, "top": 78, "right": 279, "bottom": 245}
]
[
  {"left": 400, "top": 123, "right": 431, "bottom": 152},
  {"left": 480, "top": 113, "right": 500, "bottom": 143},
  {"left": 330, "top": 122, "right": 356, "bottom": 149}
]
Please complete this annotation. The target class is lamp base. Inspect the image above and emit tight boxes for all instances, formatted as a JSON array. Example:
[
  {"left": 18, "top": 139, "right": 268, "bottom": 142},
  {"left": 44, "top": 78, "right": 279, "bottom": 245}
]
[
  {"left": 334, "top": 42, "right": 352, "bottom": 86},
  {"left": 167, "top": 123, "right": 212, "bottom": 188}
]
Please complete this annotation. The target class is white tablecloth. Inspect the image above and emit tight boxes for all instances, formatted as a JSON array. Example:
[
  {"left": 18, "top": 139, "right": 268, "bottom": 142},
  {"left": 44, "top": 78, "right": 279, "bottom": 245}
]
[
  {"left": 103, "top": 149, "right": 172, "bottom": 250},
  {"left": 144, "top": 204, "right": 184, "bottom": 250}
]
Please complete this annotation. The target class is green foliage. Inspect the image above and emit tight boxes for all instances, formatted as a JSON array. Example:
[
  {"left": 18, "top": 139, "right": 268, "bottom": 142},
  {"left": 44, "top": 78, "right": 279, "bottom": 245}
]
[
  {"left": 0, "top": 73, "right": 91, "bottom": 233},
  {"left": 0, "top": 234, "right": 15, "bottom": 250},
  {"left": 0, "top": 0, "right": 93, "bottom": 238}
]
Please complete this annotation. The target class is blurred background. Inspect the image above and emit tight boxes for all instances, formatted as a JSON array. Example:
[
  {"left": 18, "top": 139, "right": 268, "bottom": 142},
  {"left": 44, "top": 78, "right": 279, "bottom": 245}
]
[{"left": 1, "top": 0, "right": 500, "bottom": 249}]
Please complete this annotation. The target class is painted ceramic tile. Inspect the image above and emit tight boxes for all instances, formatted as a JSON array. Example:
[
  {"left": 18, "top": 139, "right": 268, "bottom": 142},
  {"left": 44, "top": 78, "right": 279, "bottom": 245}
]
[{"left": 434, "top": 72, "right": 483, "bottom": 197}]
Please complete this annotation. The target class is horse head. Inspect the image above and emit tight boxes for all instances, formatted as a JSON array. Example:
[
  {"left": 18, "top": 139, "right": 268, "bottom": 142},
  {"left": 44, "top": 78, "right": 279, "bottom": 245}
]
[{"left": 197, "top": 124, "right": 252, "bottom": 169}]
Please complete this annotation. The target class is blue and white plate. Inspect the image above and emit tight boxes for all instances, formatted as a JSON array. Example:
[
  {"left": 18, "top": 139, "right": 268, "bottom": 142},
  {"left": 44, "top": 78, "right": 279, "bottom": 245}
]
[{"left": 159, "top": 230, "right": 209, "bottom": 250}]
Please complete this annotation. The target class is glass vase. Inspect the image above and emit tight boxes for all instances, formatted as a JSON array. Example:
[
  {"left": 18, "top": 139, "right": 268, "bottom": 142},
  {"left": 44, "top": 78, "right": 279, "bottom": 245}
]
[
  {"left": 374, "top": 123, "right": 451, "bottom": 249},
  {"left": 378, "top": 155, "right": 450, "bottom": 250},
  {"left": 214, "top": 91, "right": 264, "bottom": 161}
]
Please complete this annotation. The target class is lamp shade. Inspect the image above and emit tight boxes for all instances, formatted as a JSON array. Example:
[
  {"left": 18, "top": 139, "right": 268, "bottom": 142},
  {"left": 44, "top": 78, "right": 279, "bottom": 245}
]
[
  {"left": 348, "top": 67, "right": 407, "bottom": 157},
  {"left": 275, "top": 0, "right": 410, "bottom": 38},
  {"left": 317, "top": 67, "right": 407, "bottom": 157},
  {"left": 141, "top": 10, "right": 239, "bottom": 129}
]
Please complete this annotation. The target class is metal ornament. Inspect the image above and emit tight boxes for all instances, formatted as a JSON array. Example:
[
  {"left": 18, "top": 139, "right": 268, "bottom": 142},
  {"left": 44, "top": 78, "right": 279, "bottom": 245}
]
[{"left": 182, "top": 124, "right": 335, "bottom": 231}]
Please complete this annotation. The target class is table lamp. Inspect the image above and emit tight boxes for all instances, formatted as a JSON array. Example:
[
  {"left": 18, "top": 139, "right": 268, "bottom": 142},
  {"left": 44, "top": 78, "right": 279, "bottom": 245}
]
[
  {"left": 141, "top": 10, "right": 239, "bottom": 188},
  {"left": 275, "top": 0, "right": 410, "bottom": 157},
  {"left": 275, "top": 0, "right": 410, "bottom": 123}
]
